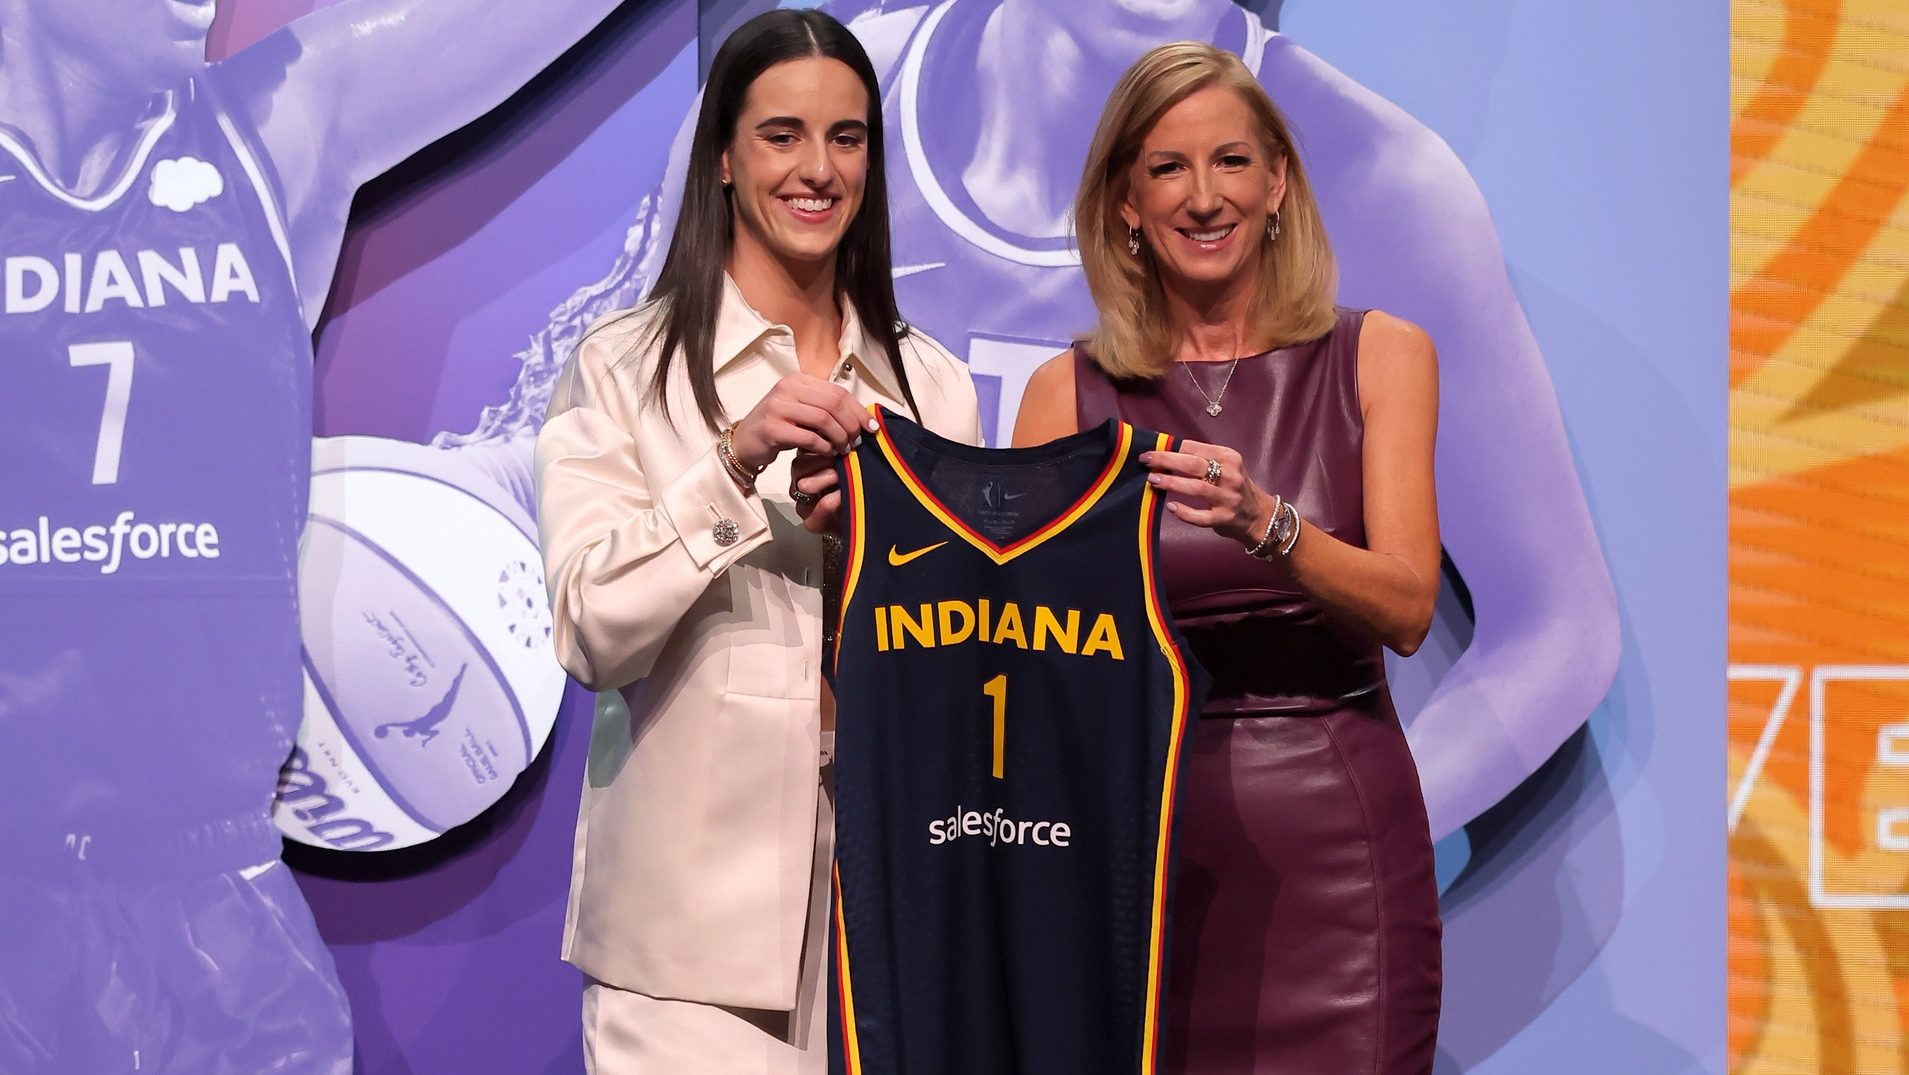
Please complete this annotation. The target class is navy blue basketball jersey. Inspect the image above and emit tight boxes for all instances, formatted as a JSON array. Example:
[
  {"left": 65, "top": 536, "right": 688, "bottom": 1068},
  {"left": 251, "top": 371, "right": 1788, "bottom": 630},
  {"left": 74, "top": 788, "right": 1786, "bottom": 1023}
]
[
  {"left": 0, "top": 74, "right": 310, "bottom": 861},
  {"left": 828, "top": 409, "right": 1208, "bottom": 1074}
]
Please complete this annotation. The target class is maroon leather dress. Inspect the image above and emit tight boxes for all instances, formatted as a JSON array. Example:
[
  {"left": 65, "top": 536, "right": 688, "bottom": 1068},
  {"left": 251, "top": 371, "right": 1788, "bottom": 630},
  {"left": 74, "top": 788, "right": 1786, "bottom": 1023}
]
[{"left": 1075, "top": 309, "right": 1442, "bottom": 1074}]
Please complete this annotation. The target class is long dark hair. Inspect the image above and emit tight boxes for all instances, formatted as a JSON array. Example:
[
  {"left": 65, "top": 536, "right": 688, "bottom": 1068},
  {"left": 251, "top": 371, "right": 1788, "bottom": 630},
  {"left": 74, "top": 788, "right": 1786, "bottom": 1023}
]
[{"left": 643, "top": 8, "right": 918, "bottom": 431}]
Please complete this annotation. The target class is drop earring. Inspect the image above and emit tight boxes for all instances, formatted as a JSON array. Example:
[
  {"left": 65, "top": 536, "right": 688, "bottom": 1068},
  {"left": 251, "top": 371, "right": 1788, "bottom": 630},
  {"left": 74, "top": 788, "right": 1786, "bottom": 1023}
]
[
  {"left": 1266, "top": 211, "right": 1281, "bottom": 242},
  {"left": 1128, "top": 228, "right": 1141, "bottom": 256}
]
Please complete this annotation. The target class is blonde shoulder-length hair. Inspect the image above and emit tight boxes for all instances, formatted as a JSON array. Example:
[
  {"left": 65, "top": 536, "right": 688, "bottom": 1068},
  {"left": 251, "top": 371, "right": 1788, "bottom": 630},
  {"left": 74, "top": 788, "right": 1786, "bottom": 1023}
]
[{"left": 1074, "top": 41, "right": 1337, "bottom": 380}]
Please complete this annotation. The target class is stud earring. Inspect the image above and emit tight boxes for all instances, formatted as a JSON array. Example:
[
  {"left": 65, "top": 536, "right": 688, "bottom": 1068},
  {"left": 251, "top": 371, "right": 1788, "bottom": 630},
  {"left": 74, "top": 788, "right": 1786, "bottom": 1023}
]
[{"left": 1128, "top": 228, "right": 1141, "bottom": 256}]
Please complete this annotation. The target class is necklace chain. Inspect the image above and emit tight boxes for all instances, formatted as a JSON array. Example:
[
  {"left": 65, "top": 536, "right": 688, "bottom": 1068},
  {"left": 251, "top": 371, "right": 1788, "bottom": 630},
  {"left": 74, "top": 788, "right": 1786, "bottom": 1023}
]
[{"left": 1182, "top": 356, "right": 1243, "bottom": 417}]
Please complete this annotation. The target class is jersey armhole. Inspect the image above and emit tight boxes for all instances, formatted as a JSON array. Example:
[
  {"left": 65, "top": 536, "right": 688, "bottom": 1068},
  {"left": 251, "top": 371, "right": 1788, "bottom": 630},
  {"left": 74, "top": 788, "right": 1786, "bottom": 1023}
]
[
  {"left": 194, "top": 70, "right": 304, "bottom": 318},
  {"left": 829, "top": 448, "right": 872, "bottom": 683}
]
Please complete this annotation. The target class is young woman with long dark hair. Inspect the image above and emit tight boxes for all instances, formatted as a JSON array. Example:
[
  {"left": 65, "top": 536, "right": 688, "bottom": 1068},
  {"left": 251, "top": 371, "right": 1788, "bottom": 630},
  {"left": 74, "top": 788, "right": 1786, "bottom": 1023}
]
[{"left": 534, "top": 10, "right": 979, "bottom": 1071}]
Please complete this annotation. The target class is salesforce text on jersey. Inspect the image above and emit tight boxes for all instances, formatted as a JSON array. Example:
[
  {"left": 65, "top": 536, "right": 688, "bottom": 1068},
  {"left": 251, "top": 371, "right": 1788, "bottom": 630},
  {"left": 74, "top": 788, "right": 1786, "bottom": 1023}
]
[
  {"left": 928, "top": 805, "right": 1072, "bottom": 848},
  {"left": 0, "top": 512, "right": 221, "bottom": 574}
]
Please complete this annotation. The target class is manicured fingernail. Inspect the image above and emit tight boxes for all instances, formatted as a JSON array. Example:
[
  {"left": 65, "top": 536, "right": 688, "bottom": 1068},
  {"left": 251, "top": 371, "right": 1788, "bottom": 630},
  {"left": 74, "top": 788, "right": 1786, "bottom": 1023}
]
[
  {"left": 1139, "top": 452, "right": 1154, "bottom": 463},
  {"left": 866, "top": 419, "right": 880, "bottom": 432},
  {"left": 1146, "top": 473, "right": 1162, "bottom": 485},
  {"left": 853, "top": 436, "right": 864, "bottom": 449},
  {"left": 1166, "top": 502, "right": 1181, "bottom": 513}
]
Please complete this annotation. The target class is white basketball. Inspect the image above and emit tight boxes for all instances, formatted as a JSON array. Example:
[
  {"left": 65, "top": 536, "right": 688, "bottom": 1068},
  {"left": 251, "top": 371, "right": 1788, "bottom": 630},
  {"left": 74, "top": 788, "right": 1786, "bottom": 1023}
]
[{"left": 275, "top": 435, "right": 565, "bottom": 851}]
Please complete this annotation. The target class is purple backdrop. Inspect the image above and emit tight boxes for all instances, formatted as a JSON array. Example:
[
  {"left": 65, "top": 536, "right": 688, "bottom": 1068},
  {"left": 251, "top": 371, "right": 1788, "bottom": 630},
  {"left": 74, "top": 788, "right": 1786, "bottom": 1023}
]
[
  {"left": 168, "top": 0, "right": 1714, "bottom": 1071},
  {"left": 211, "top": 1, "right": 698, "bottom": 1071}
]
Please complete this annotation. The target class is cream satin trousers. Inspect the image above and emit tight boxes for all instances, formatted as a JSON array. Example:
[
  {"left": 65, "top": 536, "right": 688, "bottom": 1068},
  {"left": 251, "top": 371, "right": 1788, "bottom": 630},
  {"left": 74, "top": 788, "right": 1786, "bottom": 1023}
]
[{"left": 582, "top": 753, "right": 834, "bottom": 1075}]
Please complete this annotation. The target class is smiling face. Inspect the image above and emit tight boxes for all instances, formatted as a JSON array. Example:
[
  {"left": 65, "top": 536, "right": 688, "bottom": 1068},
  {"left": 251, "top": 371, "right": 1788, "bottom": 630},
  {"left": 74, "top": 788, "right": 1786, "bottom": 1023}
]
[
  {"left": 22, "top": 0, "right": 214, "bottom": 89},
  {"left": 721, "top": 56, "right": 871, "bottom": 278},
  {"left": 1120, "top": 85, "right": 1286, "bottom": 298}
]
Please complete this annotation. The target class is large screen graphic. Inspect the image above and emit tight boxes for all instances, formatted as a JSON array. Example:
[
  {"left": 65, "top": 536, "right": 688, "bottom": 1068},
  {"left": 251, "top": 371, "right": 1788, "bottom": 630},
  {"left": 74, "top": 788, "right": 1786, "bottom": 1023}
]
[{"left": 1730, "top": 0, "right": 1909, "bottom": 1070}]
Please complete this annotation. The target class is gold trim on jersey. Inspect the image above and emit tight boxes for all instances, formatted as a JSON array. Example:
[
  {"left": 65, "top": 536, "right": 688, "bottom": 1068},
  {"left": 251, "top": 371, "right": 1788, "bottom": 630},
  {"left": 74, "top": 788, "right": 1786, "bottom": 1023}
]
[
  {"left": 833, "top": 861, "right": 865, "bottom": 1073},
  {"left": 1139, "top": 430, "right": 1194, "bottom": 1074}
]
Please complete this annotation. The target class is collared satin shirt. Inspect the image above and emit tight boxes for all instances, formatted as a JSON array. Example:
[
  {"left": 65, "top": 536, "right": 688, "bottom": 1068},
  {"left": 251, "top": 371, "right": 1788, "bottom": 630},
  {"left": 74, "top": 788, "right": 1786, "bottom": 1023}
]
[{"left": 536, "top": 275, "right": 981, "bottom": 1009}]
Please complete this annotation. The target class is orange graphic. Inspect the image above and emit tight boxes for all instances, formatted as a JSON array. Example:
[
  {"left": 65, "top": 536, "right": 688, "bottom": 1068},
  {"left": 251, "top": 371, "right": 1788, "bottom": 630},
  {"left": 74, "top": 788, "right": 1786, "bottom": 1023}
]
[{"left": 1731, "top": 0, "right": 1909, "bottom": 1070}]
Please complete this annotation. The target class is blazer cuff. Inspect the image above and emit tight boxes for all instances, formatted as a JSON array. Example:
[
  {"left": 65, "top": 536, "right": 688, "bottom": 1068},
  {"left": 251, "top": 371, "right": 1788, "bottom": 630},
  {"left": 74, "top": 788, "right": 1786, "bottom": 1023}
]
[{"left": 660, "top": 441, "right": 771, "bottom": 572}]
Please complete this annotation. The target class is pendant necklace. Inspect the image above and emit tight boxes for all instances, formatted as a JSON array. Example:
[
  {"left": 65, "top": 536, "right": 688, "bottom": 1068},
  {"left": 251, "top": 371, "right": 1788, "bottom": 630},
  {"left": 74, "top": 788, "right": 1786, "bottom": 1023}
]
[{"left": 1182, "top": 349, "right": 1244, "bottom": 417}]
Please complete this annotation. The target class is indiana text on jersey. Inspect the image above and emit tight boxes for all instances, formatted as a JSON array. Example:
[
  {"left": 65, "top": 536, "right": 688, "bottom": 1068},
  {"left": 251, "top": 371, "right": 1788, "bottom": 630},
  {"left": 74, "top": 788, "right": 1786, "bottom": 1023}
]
[{"left": 871, "top": 598, "right": 1127, "bottom": 660}]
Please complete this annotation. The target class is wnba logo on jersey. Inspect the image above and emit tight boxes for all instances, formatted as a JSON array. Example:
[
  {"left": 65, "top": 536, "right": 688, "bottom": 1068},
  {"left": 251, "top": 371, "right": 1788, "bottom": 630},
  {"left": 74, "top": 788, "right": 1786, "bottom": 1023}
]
[{"left": 3, "top": 242, "right": 260, "bottom": 316}]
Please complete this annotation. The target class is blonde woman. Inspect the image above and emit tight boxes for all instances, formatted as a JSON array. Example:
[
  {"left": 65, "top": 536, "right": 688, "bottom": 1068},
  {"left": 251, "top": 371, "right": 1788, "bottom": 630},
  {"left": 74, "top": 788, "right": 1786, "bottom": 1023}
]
[{"left": 1016, "top": 42, "right": 1441, "bottom": 1073}]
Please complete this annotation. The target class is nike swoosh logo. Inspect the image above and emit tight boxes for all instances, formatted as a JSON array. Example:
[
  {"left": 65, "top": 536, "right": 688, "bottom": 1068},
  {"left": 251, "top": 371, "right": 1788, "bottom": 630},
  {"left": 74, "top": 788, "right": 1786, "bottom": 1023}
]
[
  {"left": 892, "top": 262, "right": 946, "bottom": 279},
  {"left": 888, "top": 541, "right": 949, "bottom": 566}
]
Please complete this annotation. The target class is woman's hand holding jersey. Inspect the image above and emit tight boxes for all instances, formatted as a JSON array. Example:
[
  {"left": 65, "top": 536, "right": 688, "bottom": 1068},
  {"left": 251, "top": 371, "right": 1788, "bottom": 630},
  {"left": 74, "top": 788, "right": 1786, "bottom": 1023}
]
[{"left": 730, "top": 372, "right": 878, "bottom": 471}]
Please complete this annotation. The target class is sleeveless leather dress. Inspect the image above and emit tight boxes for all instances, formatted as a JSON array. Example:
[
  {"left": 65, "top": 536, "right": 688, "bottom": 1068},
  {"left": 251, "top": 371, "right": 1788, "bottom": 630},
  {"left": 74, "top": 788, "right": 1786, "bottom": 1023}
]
[{"left": 1075, "top": 309, "right": 1442, "bottom": 1074}]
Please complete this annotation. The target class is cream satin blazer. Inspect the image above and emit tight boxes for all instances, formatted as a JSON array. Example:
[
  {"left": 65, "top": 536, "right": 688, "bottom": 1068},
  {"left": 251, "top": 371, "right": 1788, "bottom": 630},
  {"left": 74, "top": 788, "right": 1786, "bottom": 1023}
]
[{"left": 536, "top": 275, "right": 980, "bottom": 1009}]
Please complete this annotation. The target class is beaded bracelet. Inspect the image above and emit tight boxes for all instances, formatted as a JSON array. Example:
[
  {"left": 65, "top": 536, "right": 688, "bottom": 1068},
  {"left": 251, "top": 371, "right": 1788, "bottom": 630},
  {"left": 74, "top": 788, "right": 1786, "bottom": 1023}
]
[
  {"left": 1246, "top": 495, "right": 1284, "bottom": 559},
  {"left": 718, "top": 424, "right": 764, "bottom": 492}
]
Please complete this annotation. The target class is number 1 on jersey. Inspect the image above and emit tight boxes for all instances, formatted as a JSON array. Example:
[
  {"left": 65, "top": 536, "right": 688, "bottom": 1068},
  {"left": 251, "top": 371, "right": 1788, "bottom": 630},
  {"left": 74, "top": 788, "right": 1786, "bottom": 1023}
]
[
  {"left": 68, "top": 342, "right": 135, "bottom": 485},
  {"left": 983, "top": 674, "right": 1007, "bottom": 779}
]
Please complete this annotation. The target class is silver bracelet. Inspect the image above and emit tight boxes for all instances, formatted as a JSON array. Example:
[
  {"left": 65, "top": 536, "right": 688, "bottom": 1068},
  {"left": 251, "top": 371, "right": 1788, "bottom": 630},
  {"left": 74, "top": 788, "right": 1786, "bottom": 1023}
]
[
  {"left": 1276, "top": 501, "right": 1302, "bottom": 557},
  {"left": 1245, "top": 495, "right": 1283, "bottom": 559}
]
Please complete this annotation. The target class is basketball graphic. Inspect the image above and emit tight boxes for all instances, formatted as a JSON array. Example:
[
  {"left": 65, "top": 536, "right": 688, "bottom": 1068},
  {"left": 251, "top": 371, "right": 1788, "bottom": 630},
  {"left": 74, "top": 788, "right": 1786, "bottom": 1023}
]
[{"left": 277, "top": 435, "right": 565, "bottom": 851}]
